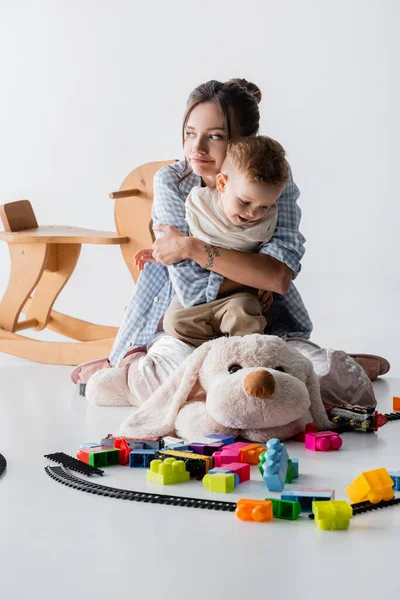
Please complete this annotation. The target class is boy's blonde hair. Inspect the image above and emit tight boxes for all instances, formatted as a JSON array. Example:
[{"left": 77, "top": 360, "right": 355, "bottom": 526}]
[{"left": 226, "top": 136, "right": 289, "bottom": 185}]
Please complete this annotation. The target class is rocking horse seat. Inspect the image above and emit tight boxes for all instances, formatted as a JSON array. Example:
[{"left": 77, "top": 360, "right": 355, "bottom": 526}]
[{"left": 0, "top": 226, "right": 128, "bottom": 245}]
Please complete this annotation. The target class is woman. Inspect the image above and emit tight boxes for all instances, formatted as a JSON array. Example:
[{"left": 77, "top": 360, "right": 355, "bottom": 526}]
[{"left": 74, "top": 78, "right": 389, "bottom": 407}]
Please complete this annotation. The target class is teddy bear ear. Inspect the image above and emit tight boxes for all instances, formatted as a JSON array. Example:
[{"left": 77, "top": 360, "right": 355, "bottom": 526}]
[
  {"left": 305, "top": 360, "right": 333, "bottom": 430},
  {"left": 120, "top": 340, "right": 214, "bottom": 438}
]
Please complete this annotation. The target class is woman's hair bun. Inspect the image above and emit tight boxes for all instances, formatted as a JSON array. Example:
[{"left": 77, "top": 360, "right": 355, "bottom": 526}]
[{"left": 227, "top": 78, "right": 262, "bottom": 104}]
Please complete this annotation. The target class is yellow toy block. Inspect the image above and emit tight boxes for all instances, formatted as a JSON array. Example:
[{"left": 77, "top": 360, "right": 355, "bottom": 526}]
[
  {"left": 346, "top": 468, "right": 394, "bottom": 504},
  {"left": 203, "top": 472, "right": 236, "bottom": 493},
  {"left": 312, "top": 500, "right": 353, "bottom": 530},
  {"left": 146, "top": 458, "right": 190, "bottom": 485}
]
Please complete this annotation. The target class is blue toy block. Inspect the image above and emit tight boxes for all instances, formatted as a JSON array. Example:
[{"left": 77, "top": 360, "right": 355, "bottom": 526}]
[
  {"left": 208, "top": 468, "right": 239, "bottom": 486},
  {"left": 165, "top": 443, "right": 191, "bottom": 451},
  {"left": 388, "top": 471, "right": 400, "bottom": 491},
  {"left": 205, "top": 434, "right": 235, "bottom": 445},
  {"left": 281, "top": 490, "right": 334, "bottom": 513},
  {"left": 80, "top": 442, "right": 101, "bottom": 449},
  {"left": 262, "top": 438, "right": 289, "bottom": 492},
  {"left": 291, "top": 458, "right": 299, "bottom": 479},
  {"left": 129, "top": 450, "right": 156, "bottom": 468}
]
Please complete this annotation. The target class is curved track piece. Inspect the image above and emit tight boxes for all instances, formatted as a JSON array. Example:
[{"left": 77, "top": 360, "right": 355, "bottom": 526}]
[
  {"left": 45, "top": 465, "right": 237, "bottom": 512},
  {"left": 0, "top": 453, "right": 7, "bottom": 477}
]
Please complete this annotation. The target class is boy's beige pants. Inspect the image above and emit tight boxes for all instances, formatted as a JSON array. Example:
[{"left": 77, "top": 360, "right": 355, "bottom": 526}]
[{"left": 163, "top": 292, "right": 266, "bottom": 347}]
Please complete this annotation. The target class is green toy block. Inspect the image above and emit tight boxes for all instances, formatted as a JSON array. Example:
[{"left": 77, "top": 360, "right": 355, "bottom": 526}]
[
  {"left": 146, "top": 458, "right": 190, "bottom": 485},
  {"left": 88, "top": 448, "right": 120, "bottom": 468},
  {"left": 285, "top": 459, "right": 297, "bottom": 483},
  {"left": 258, "top": 451, "right": 266, "bottom": 476},
  {"left": 203, "top": 472, "right": 236, "bottom": 493},
  {"left": 266, "top": 498, "right": 302, "bottom": 520}
]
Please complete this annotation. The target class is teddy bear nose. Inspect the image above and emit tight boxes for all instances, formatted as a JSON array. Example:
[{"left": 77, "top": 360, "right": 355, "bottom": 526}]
[{"left": 244, "top": 370, "right": 276, "bottom": 398}]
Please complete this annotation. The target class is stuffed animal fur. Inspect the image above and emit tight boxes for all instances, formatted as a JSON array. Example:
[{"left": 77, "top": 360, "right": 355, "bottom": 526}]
[{"left": 117, "top": 334, "right": 332, "bottom": 442}]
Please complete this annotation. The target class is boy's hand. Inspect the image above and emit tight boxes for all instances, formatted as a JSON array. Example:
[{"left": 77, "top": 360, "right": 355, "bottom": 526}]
[
  {"left": 258, "top": 289, "right": 273, "bottom": 312},
  {"left": 133, "top": 248, "right": 156, "bottom": 271}
]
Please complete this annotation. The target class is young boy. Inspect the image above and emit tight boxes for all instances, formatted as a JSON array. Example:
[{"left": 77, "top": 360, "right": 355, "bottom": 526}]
[{"left": 142, "top": 136, "right": 289, "bottom": 346}]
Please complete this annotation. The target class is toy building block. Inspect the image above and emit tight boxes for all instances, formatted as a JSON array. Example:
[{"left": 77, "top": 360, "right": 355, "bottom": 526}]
[
  {"left": 164, "top": 443, "right": 191, "bottom": 451},
  {"left": 221, "top": 462, "right": 250, "bottom": 483},
  {"left": 203, "top": 472, "right": 236, "bottom": 493},
  {"left": 294, "top": 422, "right": 318, "bottom": 442},
  {"left": 76, "top": 446, "right": 120, "bottom": 468},
  {"left": 146, "top": 458, "right": 190, "bottom": 485},
  {"left": 312, "top": 500, "right": 353, "bottom": 530},
  {"left": 114, "top": 438, "right": 131, "bottom": 465},
  {"left": 162, "top": 436, "right": 186, "bottom": 447},
  {"left": 262, "top": 438, "right": 289, "bottom": 492},
  {"left": 205, "top": 434, "right": 235, "bottom": 445},
  {"left": 208, "top": 468, "right": 240, "bottom": 486},
  {"left": 157, "top": 449, "right": 212, "bottom": 479},
  {"left": 214, "top": 442, "right": 263, "bottom": 467},
  {"left": 346, "top": 468, "right": 395, "bottom": 504},
  {"left": 213, "top": 448, "right": 242, "bottom": 467},
  {"left": 266, "top": 498, "right": 302, "bottom": 520},
  {"left": 129, "top": 450, "right": 157, "bottom": 468},
  {"left": 101, "top": 435, "right": 164, "bottom": 451},
  {"left": 188, "top": 441, "right": 224, "bottom": 456},
  {"left": 393, "top": 397, "right": 400, "bottom": 412},
  {"left": 235, "top": 499, "right": 273, "bottom": 522},
  {"left": 305, "top": 431, "right": 342, "bottom": 452},
  {"left": 281, "top": 490, "right": 334, "bottom": 512},
  {"left": 388, "top": 471, "right": 400, "bottom": 491},
  {"left": 285, "top": 459, "right": 298, "bottom": 484},
  {"left": 80, "top": 442, "right": 102, "bottom": 449},
  {"left": 241, "top": 444, "right": 264, "bottom": 465}
]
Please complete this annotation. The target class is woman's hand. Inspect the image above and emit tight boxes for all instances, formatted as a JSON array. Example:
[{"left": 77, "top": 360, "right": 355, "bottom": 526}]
[
  {"left": 152, "top": 224, "right": 188, "bottom": 265},
  {"left": 258, "top": 289, "right": 273, "bottom": 312},
  {"left": 133, "top": 249, "right": 156, "bottom": 271}
]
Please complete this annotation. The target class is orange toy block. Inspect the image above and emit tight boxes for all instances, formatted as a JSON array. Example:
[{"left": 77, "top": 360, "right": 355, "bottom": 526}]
[
  {"left": 393, "top": 397, "right": 400, "bottom": 411},
  {"left": 235, "top": 499, "right": 273, "bottom": 522},
  {"left": 346, "top": 468, "right": 394, "bottom": 504},
  {"left": 239, "top": 444, "right": 264, "bottom": 465}
]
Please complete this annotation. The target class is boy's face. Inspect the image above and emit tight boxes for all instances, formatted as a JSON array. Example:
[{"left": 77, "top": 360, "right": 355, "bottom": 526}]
[{"left": 216, "top": 168, "right": 285, "bottom": 226}]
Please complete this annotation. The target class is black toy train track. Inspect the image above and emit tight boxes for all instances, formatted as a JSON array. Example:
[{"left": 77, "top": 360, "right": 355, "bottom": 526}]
[
  {"left": 0, "top": 453, "right": 6, "bottom": 477},
  {"left": 45, "top": 465, "right": 237, "bottom": 512}
]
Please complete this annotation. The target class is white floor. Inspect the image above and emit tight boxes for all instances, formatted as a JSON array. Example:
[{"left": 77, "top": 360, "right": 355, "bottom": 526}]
[{"left": 1, "top": 353, "right": 400, "bottom": 600}]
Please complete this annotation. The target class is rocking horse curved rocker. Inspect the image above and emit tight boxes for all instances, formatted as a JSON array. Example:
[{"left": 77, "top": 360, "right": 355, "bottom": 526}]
[{"left": 0, "top": 159, "right": 174, "bottom": 365}]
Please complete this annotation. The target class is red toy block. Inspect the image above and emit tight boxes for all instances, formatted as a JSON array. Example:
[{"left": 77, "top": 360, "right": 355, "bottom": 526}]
[
  {"left": 294, "top": 422, "right": 318, "bottom": 442},
  {"left": 305, "top": 431, "right": 342, "bottom": 452},
  {"left": 113, "top": 438, "right": 131, "bottom": 465},
  {"left": 393, "top": 397, "right": 400, "bottom": 411},
  {"left": 222, "top": 462, "right": 251, "bottom": 483}
]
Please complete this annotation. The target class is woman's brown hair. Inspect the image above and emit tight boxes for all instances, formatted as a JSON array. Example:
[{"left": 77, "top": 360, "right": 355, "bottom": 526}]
[{"left": 182, "top": 78, "right": 262, "bottom": 144}]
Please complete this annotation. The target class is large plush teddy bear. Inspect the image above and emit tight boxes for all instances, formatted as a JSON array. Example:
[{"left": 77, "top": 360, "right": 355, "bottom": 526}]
[{"left": 88, "top": 334, "right": 334, "bottom": 442}]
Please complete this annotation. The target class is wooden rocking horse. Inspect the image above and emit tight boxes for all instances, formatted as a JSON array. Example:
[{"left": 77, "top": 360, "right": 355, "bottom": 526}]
[{"left": 0, "top": 159, "right": 175, "bottom": 365}]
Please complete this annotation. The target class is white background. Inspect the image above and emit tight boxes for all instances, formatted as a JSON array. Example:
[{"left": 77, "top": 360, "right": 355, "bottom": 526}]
[{"left": 0, "top": 0, "right": 399, "bottom": 368}]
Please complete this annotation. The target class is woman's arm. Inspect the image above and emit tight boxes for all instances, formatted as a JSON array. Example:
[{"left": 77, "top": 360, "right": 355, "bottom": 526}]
[
  {"left": 185, "top": 239, "right": 292, "bottom": 294},
  {"left": 153, "top": 225, "right": 292, "bottom": 294}
]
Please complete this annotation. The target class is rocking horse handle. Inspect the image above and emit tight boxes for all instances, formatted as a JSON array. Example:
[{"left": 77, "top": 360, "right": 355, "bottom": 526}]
[{"left": 109, "top": 189, "right": 141, "bottom": 199}]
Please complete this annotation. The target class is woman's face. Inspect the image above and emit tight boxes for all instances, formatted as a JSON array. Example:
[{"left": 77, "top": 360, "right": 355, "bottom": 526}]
[{"left": 184, "top": 101, "right": 228, "bottom": 179}]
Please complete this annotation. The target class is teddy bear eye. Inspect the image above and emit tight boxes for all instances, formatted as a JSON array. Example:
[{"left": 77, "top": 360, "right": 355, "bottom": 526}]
[
  {"left": 275, "top": 366, "right": 285, "bottom": 373},
  {"left": 228, "top": 364, "right": 243, "bottom": 374}
]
